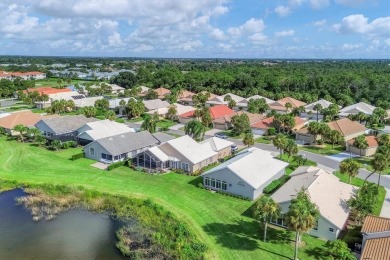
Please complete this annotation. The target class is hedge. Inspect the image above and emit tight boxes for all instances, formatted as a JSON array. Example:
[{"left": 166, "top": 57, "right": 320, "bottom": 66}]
[
  {"left": 107, "top": 160, "right": 127, "bottom": 171},
  {"left": 71, "top": 152, "right": 85, "bottom": 161},
  {"left": 263, "top": 175, "right": 291, "bottom": 194}
]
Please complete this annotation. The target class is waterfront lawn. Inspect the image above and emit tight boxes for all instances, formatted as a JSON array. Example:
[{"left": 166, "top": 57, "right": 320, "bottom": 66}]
[
  {"left": 0, "top": 137, "right": 326, "bottom": 260},
  {"left": 300, "top": 144, "right": 345, "bottom": 156}
]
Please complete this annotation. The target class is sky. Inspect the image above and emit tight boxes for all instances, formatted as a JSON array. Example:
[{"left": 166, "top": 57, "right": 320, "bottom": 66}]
[{"left": 0, "top": 0, "right": 389, "bottom": 59}]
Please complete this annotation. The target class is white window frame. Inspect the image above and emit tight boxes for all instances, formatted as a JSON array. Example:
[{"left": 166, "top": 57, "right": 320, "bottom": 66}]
[{"left": 90, "top": 147, "right": 95, "bottom": 156}]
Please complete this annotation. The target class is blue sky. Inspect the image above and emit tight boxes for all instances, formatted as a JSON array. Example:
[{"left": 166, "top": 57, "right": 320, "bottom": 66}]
[{"left": 0, "top": 0, "right": 388, "bottom": 58}]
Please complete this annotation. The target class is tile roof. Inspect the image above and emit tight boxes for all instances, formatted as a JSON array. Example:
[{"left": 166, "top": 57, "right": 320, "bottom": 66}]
[
  {"left": 154, "top": 87, "right": 171, "bottom": 97},
  {"left": 77, "top": 119, "right": 134, "bottom": 141},
  {"left": 143, "top": 99, "right": 170, "bottom": 111},
  {"left": 152, "top": 132, "right": 176, "bottom": 143},
  {"left": 360, "top": 237, "right": 390, "bottom": 260},
  {"left": 202, "top": 147, "right": 288, "bottom": 189},
  {"left": 327, "top": 118, "right": 366, "bottom": 137},
  {"left": 74, "top": 96, "right": 104, "bottom": 108},
  {"left": 0, "top": 71, "right": 45, "bottom": 78},
  {"left": 269, "top": 97, "right": 307, "bottom": 111},
  {"left": 108, "top": 97, "right": 136, "bottom": 109},
  {"left": 207, "top": 93, "right": 245, "bottom": 105},
  {"left": 250, "top": 116, "right": 305, "bottom": 130},
  {"left": 209, "top": 105, "right": 235, "bottom": 119},
  {"left": 305, "top": 99, "right": 337, "bottom": 112},
  {"left": 23, "top": 87, "right": 71, "bottom": 95},
  {"left": 361, "top": 215, "right": 390, "bottom": 233},
  {"left": 37, "top": 115, "right": 98, "bottom": 134},
  {"left": 271, "top": 166, "right": 355, "bottom": 229},
  {"left": 339, "top": 102, "right": 376, "bottom": 116},
  {"left": 245, "top": 95, "right": 275, "bottom": 104},
  {"left": 0, "top": 110, "right": 55, "bottom": 129},
  {"left": 213, "top": 111, "right": 264, "bottom": 125},
  {"left": 346, "top": 135, "right": 379, "bottom": 147},
  {"left": 179, "top": 90, "right": 195, "bottom": 99}
]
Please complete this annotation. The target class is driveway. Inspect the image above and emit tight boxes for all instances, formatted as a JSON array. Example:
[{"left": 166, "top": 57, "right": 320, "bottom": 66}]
[
  {"left": 205, "top": 128, "right": 223, "bottom": 136},
  {"left": 326, "top": 152, "right": 359, "bottom": 162},
  {"left": 169, "top": 123, "right": 185, "bottom": 130}
]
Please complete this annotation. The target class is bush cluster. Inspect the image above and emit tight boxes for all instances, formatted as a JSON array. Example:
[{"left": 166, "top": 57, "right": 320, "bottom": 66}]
[
  {"left": 107, "top": 160, "right": 128, "bottom": 171},
  {"left": 263, "top": 175, "right": 291, "bottom": 194},
  {"left": 71, "top": 152, "right": 84, "bottom": 161},
  {"left": 62, "top": 141, "right": 77, "bottom": 149}
]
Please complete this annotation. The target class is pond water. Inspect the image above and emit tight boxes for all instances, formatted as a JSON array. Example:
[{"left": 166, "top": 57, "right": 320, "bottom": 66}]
[{"left": 0, "top": 189, "right": 126, "bottom": 259}]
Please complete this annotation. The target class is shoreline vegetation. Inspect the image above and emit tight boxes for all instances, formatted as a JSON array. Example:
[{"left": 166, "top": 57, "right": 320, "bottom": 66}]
[{"left": 1, "top": 181, "right": 205, "bottom": 259}]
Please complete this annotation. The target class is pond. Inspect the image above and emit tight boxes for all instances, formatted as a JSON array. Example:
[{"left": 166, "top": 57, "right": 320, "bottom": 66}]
[{"left": 0, "top": 189, "right": 126, "bottom": 259}]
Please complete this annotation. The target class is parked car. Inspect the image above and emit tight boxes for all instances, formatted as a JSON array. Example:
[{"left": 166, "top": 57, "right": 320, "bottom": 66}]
[
  {"left": 214, "top": 132, "right": 228, "bottom": 139},
  {"left": 231, "top": 144, "right": 238, "bottom": 152}
]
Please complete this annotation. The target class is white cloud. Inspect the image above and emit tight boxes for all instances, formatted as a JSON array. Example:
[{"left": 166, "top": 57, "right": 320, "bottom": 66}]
[
  {"left": 275, "top": 30, "right": 295, "bottom": 37},
  {"left": 313, "top": 19, "right": 327, "bottom": 27},
  {"left": 108, "top": 32, "right": 124, "bottom": 47},
  {"left": 209, "top": 28, "right": 226, "bottom": 41},
  {"left": 248, "top": 33, "right": 268, "bottom": 44},
  {"left": 227, "top": 18, "right": 265, "bottom": 37},
  {"left": 332, "top": 14, "right": 390, "bottom": 38},
  {"left": 309, "top": 0, "right": 329, "bottom": 9},
  {"left": 341, "top": 43, "right": 362, "bottom": 51},
  {"left": 288, "top": 0, "right": 305, "bottom": 6},
  {"left": 274, "top": 5, "right": 291, "bottom": 17}
]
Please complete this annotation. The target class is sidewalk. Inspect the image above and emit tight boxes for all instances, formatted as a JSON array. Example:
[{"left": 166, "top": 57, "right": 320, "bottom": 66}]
[{"left": 380, "top": 188, "right": 390, "bottom": 218}]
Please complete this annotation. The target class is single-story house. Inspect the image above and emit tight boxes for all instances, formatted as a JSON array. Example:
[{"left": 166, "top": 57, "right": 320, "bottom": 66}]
[
  {"left": 88, "top": 83, "right": 125, "bottom": 94},
  {"left": 296, "top": 118, "right": 367, "bottom": 145},
  {"left": 84, "top": 131, "right": 160, "bottom": 164},
  {"left": 202, "top": 147, "right": 288, "bottom": 200},
  {"left": 74, "top": 96, "right": 104, "bottom": 108},
  {"left": 178, "top": 104, "right": 235, "bottom": 125},
  {"left": 154, "top": 87, "right": 171, "bottom": 99},
  {"left": 200, "top": 137, "right": 234, "bottom": 159},
  {"left": 143, "top": 99, "right": 170, "bottom": 115},
  {"left": 271, "top": 166, "right": 356, "bottom": 240},
  {"left": 178, "top": 90, "right": 196, "bottom": 105},
  {"left": 213, "top": 111, "right": 264, "bottom": 130},
  {"left": 150, "top": 132, "right": 176, "bottom": 143},
  {"left": 76, "top": 119, "right": 135, "bottom": 145},
  {"left": 35, "top": 91, "right": 86, "bottom": 109},
  {"left": 22, "top": 86, "right": 71, "bottom": 96},
  {"left": 152, "top": 103, "right": 196, "bottom": 119},
  {"left": 268, "top": 97, "right": 307, "bottom": 114},
  {"left": 138, "top": 86, "right": 150, "bottom": 96},
  {"left": 346, "top": 135, "right": 379, "bottom": 157},
  {"left": 237, "top": 95, "right": 275, "bottom": 109},
  {"left": 251, "top": 116, "right": 306, "bottom": 136},
  {"left": 35, "top": 115, "right": 98, "bottom": 142},
  {"left": 303, "top": 99, "right": 339, "bottom": 120},
  {"left": 206, "top": 93, "right": 246, "bottom": 109},
  {"left": 135, "top": 135, "right": 218, "bottom": 173},
  {"left": 339, "top": 102, "right": 376, "bottom": 118},
  {"left": 0, "top": 110, "right": 58, "bottom": 135},
  {"left": 108, "top": 97, "right": 137, "bottom": 115},
  {"left": 360, "top": 215, "right": 390, "bottom": 260}
]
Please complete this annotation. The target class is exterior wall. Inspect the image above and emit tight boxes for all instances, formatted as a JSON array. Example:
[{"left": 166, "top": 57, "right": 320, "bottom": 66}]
[
  {"left": 251, "top": 128, "right": 266, "bottom": 136},
  {"left": 178, "top": 116, "right": 195, "bottom": 125},
  {"left": 192, "top": 154, "right": 219, "bottom": 172},
  {"left": 346, "top": 145, "right": 377, "bottom": 157},
  {"left": 276, "top": 202, "right": 341, "bottom": 241},
  {"left": 36, "top": 121, "right": 77, "bottom": 142},
  {"left": 213, "top": 122, "right": 228, "bottom": 130},
  {"left": 159, "top": 143, "right": 196, "bottom": 172},
  {"left": 343, "top": 131, "right": 367, "bottom": 143},
  {"left": 84, "top": 142, "right": 111, "bottom": 161},
  {"left": 35, "top": 102, "right": 52, "bottom": 109},
  {"left": 296, "top": 133, "right": 318, "bottom": 144},
  {"left": 301, "top": 112, "right": 324, "bottom": 121},
  {"left": 203, "top": 168, "right": 255, "bottom": 199},
  {"left": 216, "top": 146, "right": 231, "bottom": 159}
]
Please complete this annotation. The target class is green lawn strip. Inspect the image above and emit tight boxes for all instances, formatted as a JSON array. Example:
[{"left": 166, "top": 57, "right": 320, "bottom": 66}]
[
  {"left": 255, "top": 137, "right": 272, "bottom": 144},
  {"left": 127, "top": 117, "right": 143, "bottom": 123},
  {"left": 300, "top": 144, "right": 345, "bottom": 156},
  {"left": 334, "top": 172, "right": 386, "bottom": 216},
  {"left": 34, "top": 78, "right": 98, "bottom": 87},
  {"left": 0, "top": 137, "right": 327, "bottom": 259},
  {"left": 156, "top": 119, "right": 176, "bottom": 128},
  {"left": 353, "top": 157, "right": 390, "bottom": 175}
]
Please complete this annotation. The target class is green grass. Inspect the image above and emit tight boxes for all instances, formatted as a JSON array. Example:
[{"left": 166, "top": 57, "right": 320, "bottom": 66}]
[
  {"left": 0, "top": 136, "right": 327, "bottom": 259},
  {"left": 255, "top": 136, "right": 272, "bottom": 144},
  {"left": 300, "top": 143, "right": 345, "bottom": 156},
  {"left": 277, "top": 154, "right": 318, "bottom": 176},
  {"left": 353, "top": 157, "right": 390, "bottom": 175},
  {"left": 157, "top": 119, "right": 176, "bottom": 128},
  {"left": 34, "top": 78, "right": 98, "bottom": 87},
  {"left": 127, "top": 117, "right": 144, "bottom": 123},
  {"left": 334, "top": 172, "right": 386, "bottom": 216}
]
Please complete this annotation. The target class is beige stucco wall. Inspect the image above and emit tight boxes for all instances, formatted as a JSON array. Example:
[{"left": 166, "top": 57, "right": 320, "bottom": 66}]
[
  {"left": 217, "top": 146, "right": 232, "bottom": 159},
  {"left": 346, "top": 145, "right": 378, "bottom": 157},
  {"left": 343, "top": 131, "right": 366, "bottom": 143}
]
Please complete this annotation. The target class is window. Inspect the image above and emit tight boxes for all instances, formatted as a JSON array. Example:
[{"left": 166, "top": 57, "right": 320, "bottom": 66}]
[
  {"left": 313, "top": 220, "right": 318, "bottom": 231},
  {"left": 216, "top": 180, "right": 221, "bottom": 189},
  {"left": 211, "top": 178, "right": 216, "bottom": 188},
  {"left": 114, "top": 155, "right": 120, "bottom": 161},
  {"left": 89, "top": 147, "right": 95, "bottom": 156},
  {"left": 181, "top": 162, "right": 189, "bottom": 171},
  {"left": 328, "top": 228, "right": 334, "bottom": 233},
  {"left": 222, "top": 181, "right": 227, "bottom": 190},
  {"left": 205, "top": 177, "right": 210, "bottom": 186}
]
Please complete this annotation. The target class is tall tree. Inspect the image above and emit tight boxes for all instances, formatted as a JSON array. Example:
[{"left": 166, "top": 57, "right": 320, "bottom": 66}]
[
  {"left": 340, "top": 158, "right": 360, "bottom": 184},
  {"left": 184, "top": 120, "right": 206, "bottom": 141},
  {"left": 243, "top": 132, "right": 255, "bottom": 147},
  {"left": 313, "top": 103, "right": 323, "bottom": 122},
  {"left": 231, "top": 113, "right": 250, "bottom": 136},
  {"left": 273, "top": 134, "right": 287, "bottom": 157},
  {"left": 352, "top": 135, "right": 368, "bottom": 157},
  {"left": 326, "top": 130, "right": 343, "bottom": 148},
  {"left": 167, "top": 105, "right": 178, "bottom": 120},
  {"left": 253, "top": 196, "right": 280, "bottom": 242},
  {"left": 13, "top": 124, "right": 27, "bottom": 142},
  {"left": 285, "top": 139, "right": 299, "bottom": 162},
  {"left": 371, "top": 152, "right": 389, "bottom": 188},
  {"left": 141, "top": 113, "right": 159, "bottom": 133},
  {"left": 105, "top": 110, "right": 117, "bottom": 121}
]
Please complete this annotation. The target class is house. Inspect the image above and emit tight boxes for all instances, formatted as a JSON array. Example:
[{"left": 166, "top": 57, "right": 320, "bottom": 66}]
[
  {"left": 0, "top": 70, "right": 46, "bottom": 80},
  {"left": 296, "top": 118, "right": 367, "bottom": 145},
  {"left": 154, "top": 87, "right": 171, "bottom": 99},
  {"left": 339, "top": 102, "right": 376, "bottom": 118},
  {"left": 35, "top": 115, "right": 98, "bottom": 141},
  {"left": 268, "top": 97, "right": 307, "bottom": 114},
  {"left": 212, "top": 111, "right": 264, "bottom": 130},
  {"left": 143, "top": 99, "right": 170, "bottom": 115},
  {"left": 251, "top": 116, "right": 306, "bottom": 136},
  {"left": 200, "top": 137, "right": 234, "bottom": 159},
  {"left": 303, "top": 99, "right": 339, "bottom": 120},
  {"left": 178, "top": 105, "right": 234, "bottom": 125},
  {"left": 237, "top": 95, "right": 275, "bottom": 109},
  {"left": 178, "top": 90, "right": 196, "bottom": 105},
  {"left": 84, "top": 131, "right": 160, "bottom": 164},
  {"left": 88, "top": 83, "right": 125, "bottom": 94},
  {"left": 346, "top": 135, "right": 379, "bottom": 157},
  {"left": 135, "top": 135, "right": 218, "bottom": 173},
  {"left": 206, "top": 93, "right": 246, "bottom": 108},
  {"left": 149, "top": 103, "right": 195, "bottom": 118},
  {"left": 22, "top": 87, "right": 71, "bottom": 96},
  {"left": 108, "top": 97, "right": 137, "bottom": 115},
  {"left": 35, "top": 91, "right": 86, "bottom": 109},
  {"left": 76, "top": 119, "right": 135, "bottom": 145},
  {"left": 139, "top": 86, "right": 150, "bottom": 96},
  {"left": 202, "top": 147, "right": 288, "bottom": 200},
  {"left": 360, "top": 215, "right": 390, "bottom": 260},
  {"left": 0, "top": 110, "right": 57, "bottom": 135},
  {"left": 151, "top": 132, "right": 176, "bottom": 143},
  {"left": 74, "top": 96, "right": 104, "bottom": 108},
  {"left": 271, "top": 166, "right": 355, "bottom": 240}
]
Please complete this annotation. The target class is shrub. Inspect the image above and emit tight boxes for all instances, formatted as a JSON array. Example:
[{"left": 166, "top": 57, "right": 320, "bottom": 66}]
[
  {"left": 71, "top": 152, "right": 84, "bottom": 161},
  {"left": 317, "top": 139, "right": 324, "bottom": 145},
  {"left": 268, "top": 127, "right": 276, "bottom": 136},
  {"left": 107, "top": 160, "right": 127, "bottom": 171},
  {"left": 263, "top": 175, "right": 291, "bottom": 194},
  {"left": 197, "top": 183, "right": 204, "bottom": 189},
  {"left": 217, "top": 190, "right": 251, "bottom": 201},
  {"left": 115, "top": 118, "right": 125, "bottom": 123}
]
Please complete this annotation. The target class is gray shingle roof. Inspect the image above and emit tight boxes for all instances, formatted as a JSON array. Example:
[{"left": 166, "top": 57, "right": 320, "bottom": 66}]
[
  {"left": 152, "top": 132, "right": 176, "bottom": 143},
  {"left": 95, "top": 131, "right": 159, "bottom": 155},
  {"left": 39, "top": 115, "right": 98, "bottom": 134}
]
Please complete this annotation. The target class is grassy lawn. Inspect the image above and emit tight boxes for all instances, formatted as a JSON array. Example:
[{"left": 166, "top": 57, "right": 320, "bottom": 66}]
[
  {"left": 277, "top": 154, "right": 318, "bottom": 175},
  {"left": 34, "top": 78, "right": 98, "bottom": 87},
  {"left": 353, "top": 157, "right": 390, "bottom": 175},
  {"left": 0, "top": 136, "right": 327, "bottom": 260},
  {"left": 256, "top": 136, "right": 272, "bottom": 144},
  {"left": 157, "top": 119, "right": 176, "bottom": 128},
  {"left": 334, "top": 172, "right": 386, "bottom": 216},
  {"left": 300, "top": 143, "right": 345, "bottom": 156},
  {"left": 127, "top": 117, "right": 144, "bottom": 123}
]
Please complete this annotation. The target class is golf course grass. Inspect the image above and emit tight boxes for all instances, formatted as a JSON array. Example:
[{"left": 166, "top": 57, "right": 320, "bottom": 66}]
[{"left": 0, "top": 136, "right": 326, "bottom": 259}]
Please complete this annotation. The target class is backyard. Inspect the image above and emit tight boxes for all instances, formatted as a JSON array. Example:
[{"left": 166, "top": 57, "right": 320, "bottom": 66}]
[{"left": 0, "top": 136, "right": 327, "bottom": 260}]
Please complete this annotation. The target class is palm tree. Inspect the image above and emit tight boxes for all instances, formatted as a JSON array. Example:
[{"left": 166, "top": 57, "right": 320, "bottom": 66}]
[
  {"left": 313, "top": 103, "right": 323, "bottom": 122},
  {"left": 66, "top": 100, "right": 75, "bottom": 112},
  {"left": 27, "top": 128, "right": 41, "bottom": 142},
  {"left": 105, "top": 110, "right": 117, "bottom": 121},
  {"left": 141, "top": 113, "right": 159, "bottom": 133},
  {"left": 377, "top": 134, "right": 390, "bottom": 147},
  {"left": 273, "top": 134, "right": 287, "bottom": 157},
  {"left": 82, "top": 106, "right": 97, "bottom": 118},
  {"left": 34, "top": 134, "right": 46, "bottom": 147},
  {"left": 223, "top": 94, "right": 232, "bottom": 103},
  {"left": 285, "top": 139, "right": 298, "bottom": 162},
  {"left": 184, "top": 120, "right": 206, "bottom": 141},
  {"left": 51, "top": 140, "right": 62, "bottom": 151},
  {"left": 326, "top": 130, "right": 342, "bottom": 148},
  {"left": 352, "top": 135, "right": 368, "bottom": 157},
  {"left": 340, "top": 158, "right": 360, "bottom": 184},
  {"left": 14, "top": 124, "right": 27, "bottom": 142},
  {"left": 286, "top": 189, "right": 319, "bottom": 260},
  {"left": 373, "top": 107, "right": 387, "bottom": 125},
  {"left": 119, "top": 99, "right": 126, "bottom": 115},
  {"left": 167, "top": 105, "right": 178, "bottom": 120},
  {"left": 243, "top": 133, "right": 254, "bottom": 147},
  {"left": 253, "top": 196, "right": 280, "bottom": 242},
  {"left": 200, "top": 107, "right": 212, "bottom": 127},
  {"left": 228, "top": 99, "right": 236, "bottom": 109},
  {"left": 371, "top": 153, "right": 389, "bottom": 189},
  {"left": 307, "top": 121, "right": 321, "bottom": 144},
  {"left": 284, "top": 102, "right": 293, "bottom": 113}
]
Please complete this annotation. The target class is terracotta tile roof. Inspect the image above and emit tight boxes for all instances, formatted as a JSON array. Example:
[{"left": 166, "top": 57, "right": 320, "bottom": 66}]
[
  {"left": 269, "top": 97, "right": 307, "bottom": 111},
  {"left": 154, "top": 87, "right": 171, "bottom": 97},
  {"left": 199, "top": 91, "right": 217, "bottom": 100},
  {"left": 0, "top": 71, "right": 45, "bottom": 78},
  {"left": 296, "top": 127, "right": 310, "bottom": 134},
  {"left": 179, "top": 110, "right": 196, "bottom": 119},
  {"left": 23, "top": 87, "right": 71, "bottom": 95},
  {"left": 179, "top": 90, "right": 195, "bottom": 99},
  {"left": 0, "top": 111, "right": 58, "bottom": 129},
  {"left": 361, "top": 237, "right": 390, "bottom": 260},
  {"left": 361, "top": 215, "right": 390, "bottom": 233},
  {"left": 213, "top": 111, "right": 264, "bottom": 125},
  {"left": 209, "top": 105, "right": 234, "bottom": 119},
  {"left": 347, "top": 135, "right": 379, "bottom": 147},
  {"left": 251, "top": 116, "right": 274, "bottom": 129},
  {"left": 327, "top": 118, "right": 366, "bottom": 137}
]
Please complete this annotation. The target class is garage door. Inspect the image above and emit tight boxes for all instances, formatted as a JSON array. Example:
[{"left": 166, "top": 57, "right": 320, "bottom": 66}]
[{"left": 252, "top": 129, "right": 265, "bottom": 135}]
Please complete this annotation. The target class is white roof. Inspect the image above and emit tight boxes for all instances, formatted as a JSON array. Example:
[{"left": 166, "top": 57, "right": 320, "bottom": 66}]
[
  {"left": 200, "top": 137, "right": 233, "bottom": 152},
  {"left": 48, "top": 91, "right": 83, "bottom": 101},
  {"left": 305, "top": 99, "right": 337, "bottom": 112},
  {"left": 143, "top": 99, "right": 170, "bottom": 110},
  {"left": 246, "top": 95, "right": 275, "bottom": 104},
  {"left": 77, "top": 119, "right": 134, "bottom": 140},
  {"left": 271, "top": 166, "right": 356, "bottom": 229},
  {"left": 89, "top": 83, "right": 124, "bottom": 91},
  {"left": 166, "top": 135, "right": 217, "bottom": 164},
  {"left": 108, "top": 97, "right": 136, "bottom": 109},
  {"left": 153, "top": 103, "right": 196, "bottom": 116},
  {"left": 140, "top": 86, "right": 150, "bottom": 93},
  {"left": 203, "top": 147, "right": 288, "bottom": 189},
  {"left": 148, "top": 146, "right": 170, "bottom": 162},
  {"left": 74, "top": 96, "right": 104, "bottom": 108},
  {"left": 207, "top": 93, "right": 245, "bottom": 105},
  {"left": 339, "top": 102, "right": 376, "bottom": 116}
]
